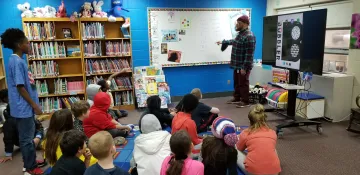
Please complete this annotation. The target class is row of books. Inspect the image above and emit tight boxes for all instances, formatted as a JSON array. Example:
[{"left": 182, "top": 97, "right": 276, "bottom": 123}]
[
  {"left": 24, "top": 22, "right": 56, "bottom": 40},
  {"left": 36, "top": 79, "right": 84, "bottom": 96},
  {"left": 81, "top": 22, "right": 105, "bottom": 39},
  {"left": 30, "top": 61, "right": 59, "bottom": 78},
  {"left": 84, "top": 41, "right": 102, "bottom": 57},
  {"left": 40, "top": 96, "right": 82, "bottom": 113},
  {"left": 29, "top": 42, "right": 66, "bottom": 59},
  {"left": 109, "top": 77, "right": 133, "bottom": 90},
  {"left": 85, "top": 59, "right": 131, "bottom": 75},
  {"left": 115, "top": 91, "right": 134, "bottom": 106},
  {"left": 86, "top": 76, "right": 104, "bottom": 85},
  {"left": 105, "top": 41, "right": 131, "bottom": 56}
]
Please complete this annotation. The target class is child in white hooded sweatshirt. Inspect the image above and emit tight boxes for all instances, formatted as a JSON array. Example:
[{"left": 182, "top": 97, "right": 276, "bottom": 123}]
[{"left": 130, "top": 114, "right": 171, "bottom": 175}]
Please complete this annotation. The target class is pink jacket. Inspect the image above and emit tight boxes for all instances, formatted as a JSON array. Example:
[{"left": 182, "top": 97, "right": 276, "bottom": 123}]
[{"left": 160, "top": 156, "right": 204, "bottom": 175}]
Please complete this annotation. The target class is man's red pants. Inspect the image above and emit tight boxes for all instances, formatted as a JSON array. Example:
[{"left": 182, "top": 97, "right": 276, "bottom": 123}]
[{"left": 233, "top": 69, "right": 250, "bottom": 103}]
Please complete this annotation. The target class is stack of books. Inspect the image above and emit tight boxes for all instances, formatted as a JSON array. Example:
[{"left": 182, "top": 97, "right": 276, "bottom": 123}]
[
  {"left": 30, "top": 61, "right": 59, "bottom": 78},
  {"left": 81, "top": 22, "right": 105, "bottom": 39},
  {"left": 85, "top": 59, "right": 131, "bottom": 75},
  {"left": 115, "top": 91, "right": 134, "bottom": 106},
  {"left": 41, "top": 96, "right": 82, "bottom": 113},
  {"left": 36, "top": 80, "right": 49, "bottom": 96},
  {"left": 105, "top": 41, "right": 131, "bottom": 56},
  {"left": 24, "top": 22, "right": 56, "bottom": 40},
  {"left": 67, "top": 81, "right": 84, "bottom": 93},
  {"left": 84, "top": 41, "right": 102, "bottom": 57},
  {"left": 110, "top": 77, "right": 132, "bottom": 90},
  {"left": 29, "top": 42, "right": 66, "bottom": 59}
]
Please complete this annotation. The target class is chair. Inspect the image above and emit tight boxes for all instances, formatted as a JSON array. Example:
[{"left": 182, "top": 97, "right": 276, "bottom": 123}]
[{"left": 347, "top": 95, "right": 360, "bottom": 133}]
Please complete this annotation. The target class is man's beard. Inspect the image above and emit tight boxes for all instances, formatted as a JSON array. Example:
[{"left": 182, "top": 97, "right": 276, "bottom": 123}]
[{"left": 235, "top": 26, "right": 241, "bottom": 31}]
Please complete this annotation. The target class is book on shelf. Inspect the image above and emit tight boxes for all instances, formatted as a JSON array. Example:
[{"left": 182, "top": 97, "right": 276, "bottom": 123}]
[
  {"left": 115, "top": 91, "right": 134, "bottom": 106},
  {"left": 30, "top": 61, "right": 59, "bottom": 78},
  {"left": 36, "top": 79, "right": 84, "bottom": 95},
  {"left": 85, "top": 59, "right": 131, "bottom": 75},
  {"left": 86, "top": 76, "right": 104, "bottom": 85},
  {"left": 84, "top": 41, "right": 102, "bottom": 57},
  {"left": 41, "top": 96, "right": 82, "bottom": 113},
  {"left": 121, "top": 27, "right": 130, "bottom": 38},
  {"left": 29, "top": 42, "right": 66, "bottom": 59},
  {"left": 66, "top": 45, "right": 81, "bottom": 57},
  {"left": 105, "top": 41, "right": 131, "bottom": 56},
  {"left": 24, "top": 22, "right": 56, "bottom": 40},
  {"left": 110, "top": 77, "right": 132, "bottom": 90},
  {"left": 81, "top": 22, "right": 105, "bottom": 39}
]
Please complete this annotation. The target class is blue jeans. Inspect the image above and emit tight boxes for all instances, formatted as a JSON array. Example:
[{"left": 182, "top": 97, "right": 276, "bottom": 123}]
[{"left": 16, "top": 117, "right": 37, "bottom": 170}]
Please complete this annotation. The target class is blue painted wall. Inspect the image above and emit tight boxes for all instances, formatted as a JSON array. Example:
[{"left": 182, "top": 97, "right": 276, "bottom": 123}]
[{"left": 0, "top": 0, "right": 266, "bottom": 96}]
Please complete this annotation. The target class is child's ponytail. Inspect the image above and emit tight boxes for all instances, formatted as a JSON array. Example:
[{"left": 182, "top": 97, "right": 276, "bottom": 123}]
[
  {"left": 167, "top": 130, "right": 192, "bottom": 175},
  {"left": 248, "top": 104, "right": 269, "bottom": 133}
]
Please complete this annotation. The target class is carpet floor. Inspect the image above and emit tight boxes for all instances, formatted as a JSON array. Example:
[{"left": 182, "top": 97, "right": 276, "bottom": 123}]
[{"left": 0, "top": 97, "right": 360, "bottom": 175}]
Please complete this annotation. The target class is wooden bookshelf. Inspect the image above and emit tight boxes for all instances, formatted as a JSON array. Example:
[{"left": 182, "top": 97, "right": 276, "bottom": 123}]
[
  {"left": 22, "top": 17, "right": 136, "bottom": 112},
  {"left": 80, "top": 18, "right": 135, "bottom": 110},
  {"left": 22, "top": 18, "right": 85, "bottom": 113},
  {"left": 0, "top": 42, "right": 6, "bottom": 89}
]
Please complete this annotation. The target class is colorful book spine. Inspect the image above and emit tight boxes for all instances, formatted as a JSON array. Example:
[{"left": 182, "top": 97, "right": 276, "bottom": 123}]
[
  {"left": 105, "top": 41, "right": 131, "bottom": 56},
  {"left": 82, "top": 22, "right": 105, "bottom": 39},
  {"left": 83, "top": 41, "right": 102, "bottom": 57},
  {"left": 28, "top": 42, "right": 66, "bottom": 59},
  {"left": 41, "top": 96, "right": 82, "bottom": 113},
  {"left": 114, "top": 91, "right": 134, "bottom": 106},
  {"left": 24, "top": 22, "right": 56, "bottom": 40},
  {"left": 85, "top": 59, "right": 130, "bottom": 75},
  {"left": 30, "top": 61, "right": 59, "bottom": 78}
]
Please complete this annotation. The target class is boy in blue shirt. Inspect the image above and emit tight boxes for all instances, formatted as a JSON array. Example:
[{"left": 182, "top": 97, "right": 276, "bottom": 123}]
[{"left": 1, "top": 28, "right": 43, "bottom": 175}]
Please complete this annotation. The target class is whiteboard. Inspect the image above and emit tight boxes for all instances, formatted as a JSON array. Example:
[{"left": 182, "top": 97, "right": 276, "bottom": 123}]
[{"left": 148, "top": 8, "right": 251, "bottom": 67}]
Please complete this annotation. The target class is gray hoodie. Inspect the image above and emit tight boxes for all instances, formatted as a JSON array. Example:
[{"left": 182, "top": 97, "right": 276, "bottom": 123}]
[{"left": 86, "top": 84, "right": 100, "bottom": 107}]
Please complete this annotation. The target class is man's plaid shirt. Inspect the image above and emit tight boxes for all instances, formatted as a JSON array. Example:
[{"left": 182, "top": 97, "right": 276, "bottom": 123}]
[{"left": 223, "top": 28, "right": 256, "bottom": 71}]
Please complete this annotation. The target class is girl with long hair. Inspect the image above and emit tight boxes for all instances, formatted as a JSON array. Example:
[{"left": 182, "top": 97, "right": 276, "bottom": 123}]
[
  {"left": 201, "top": 117, "right": 238, "bottom": 175},
  {"left": 43, "top": 109, "right": 97, "bottom": 166},
  {"left": 160, "top": 130, "right": 204, "bottom": 175},
  {"left": 141, "top": 95, "right": 174, "bottom": 129},
  {"left": 236, "top": 104, "right": 281, "bottom": 175}
]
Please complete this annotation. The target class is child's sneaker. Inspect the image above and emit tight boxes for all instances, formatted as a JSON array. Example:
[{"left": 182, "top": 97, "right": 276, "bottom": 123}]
[{"left": 24, "top": 167, "right": 44, "bottom": 175}]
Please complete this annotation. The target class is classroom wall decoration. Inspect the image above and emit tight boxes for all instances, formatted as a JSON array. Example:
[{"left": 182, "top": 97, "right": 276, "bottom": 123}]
[
  {"left": 350, "top": 13, "right": 360, "bottom": 49},
  {"left": 148, "top": 8, "right": 251, "bottom": 67}
]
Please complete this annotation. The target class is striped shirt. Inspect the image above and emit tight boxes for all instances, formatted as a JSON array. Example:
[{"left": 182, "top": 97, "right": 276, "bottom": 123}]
[{"left": 223, "top": 28, "right": 256, "bottom": 70}]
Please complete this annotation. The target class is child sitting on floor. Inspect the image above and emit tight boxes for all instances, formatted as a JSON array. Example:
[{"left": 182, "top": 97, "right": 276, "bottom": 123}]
[
  {"left": 132, "top": 114, "right": 171, "bottom": 175},
  {"left": 172, "top": 94, "right": 203, "bottom": 155},
  {"left": 85, "top": 131, "right": 130, "bottom": 175},
  {"left": 201, "top": 117, "right": 238, "bottom": 175},
  {"left": 71, "top": 100, "right": 90, "bottom": 133},
  {"left": 141, "top": 95, "right": 174, "bottom": 129},
  {"left": 50, "top": 130, "right": 92, "bottom": 175},
  {"left": 43, "top": 109, "right": 97, "bottom": 167},
  {"left": 176, "top": 88, "right": 220, "bottom": 133},
  {"left": 160, "top": 130, "right": 204, "bottom": 175},
  {"left": 83, "top": 92, "right": 130, "bottom": 138},
  {"left": 236, "top": 104, "right": 281, "bottom": 175}
]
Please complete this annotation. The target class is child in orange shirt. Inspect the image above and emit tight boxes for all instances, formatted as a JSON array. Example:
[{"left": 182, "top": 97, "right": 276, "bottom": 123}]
[
  {"left": 172, "top": 94, "right": 202, "bottom": 156},
  {"left": 236, "top": 104, "right": 281, "bottom": 175}
]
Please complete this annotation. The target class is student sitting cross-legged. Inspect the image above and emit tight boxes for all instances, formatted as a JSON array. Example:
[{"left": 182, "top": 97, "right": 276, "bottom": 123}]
[
  {"left": 85, "top": 131, "right": 130, "bottom": 175},
  {"left": 131, "top": 114, "right": 171, "bottom": 175},
  {"left": 172, "top": 94, "right": 203, "bottom": 157},
  {"left": 43, "top": 109, "right": 97, "bottom": 167},
  {"left": 71, "top": 100, "right": 90, "bottom": 133},
  {"left": 236, "top": 104, "right": 281, "bottom": 175},
  {"left": 160, "top": 130, "right": 204, "bottom": 175},
  {"left": 50, "top": 130, "right": 92, "bottom": 175},
  {"left": 176, "top": 88, "right": 220, "bottom": 133},
  {"left": 83, "top": 92, "right": 131, "bottom": 138},
  {"left": 141, "top": 95, "right": 174, "bottom": 129}
]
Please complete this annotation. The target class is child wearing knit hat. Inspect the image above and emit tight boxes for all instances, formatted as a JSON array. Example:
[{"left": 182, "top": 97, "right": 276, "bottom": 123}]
[{"left": 200, "top": 117, "right": 238, "bottom": 175}]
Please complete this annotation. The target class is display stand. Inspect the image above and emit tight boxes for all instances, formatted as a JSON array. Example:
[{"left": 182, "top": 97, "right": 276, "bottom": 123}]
[{"left": 266, "top": 70, "right": 323, "bottom": 137}]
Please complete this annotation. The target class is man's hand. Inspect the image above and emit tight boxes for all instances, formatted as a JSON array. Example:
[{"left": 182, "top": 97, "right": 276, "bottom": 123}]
[
  {"left": 0, "top": 156, "right": 12, "bottom": 163},
  {"left": 33, "top": 138, "right": 41, "bottom": 147},
  {"left": 240, "top": 69, "right": 246, "bottom": 76},
  {"left": 216, "top": 41, "right": 222, "bottom": 45}
]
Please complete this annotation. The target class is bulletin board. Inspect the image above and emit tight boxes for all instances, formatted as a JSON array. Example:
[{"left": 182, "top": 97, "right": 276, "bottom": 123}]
[{"left": 148, "top": 8, "right": 251, "bottom": 67}]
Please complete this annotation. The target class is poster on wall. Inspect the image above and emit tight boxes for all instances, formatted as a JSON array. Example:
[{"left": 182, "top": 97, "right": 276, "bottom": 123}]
[
  {"left": 275, "top": 13, "right": 303, "bottom": 70},
  {"left": 350, "top": 13, "right": 360, "bottom": 49}
]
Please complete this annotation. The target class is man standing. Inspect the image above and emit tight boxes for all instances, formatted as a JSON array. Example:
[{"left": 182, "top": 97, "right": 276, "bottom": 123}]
[{"left": 217, "top": 15, "right": 256, "bottom": 108}]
